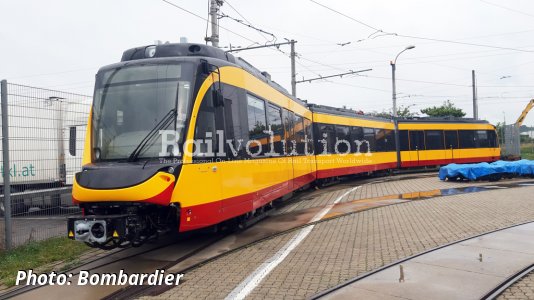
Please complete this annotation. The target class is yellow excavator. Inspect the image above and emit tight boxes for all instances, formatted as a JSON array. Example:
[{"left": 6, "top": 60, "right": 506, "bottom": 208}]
[
  {"left": 515, "top": 99, "right": 534, "bottom": 127},
  {"left": 503, "top": 99, "right": 534, "bottom": 160}
]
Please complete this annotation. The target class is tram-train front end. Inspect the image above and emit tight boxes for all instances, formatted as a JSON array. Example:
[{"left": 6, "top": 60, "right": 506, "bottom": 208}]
[{"left": 67, "top": 43, "right": 225, "bottom": 249}]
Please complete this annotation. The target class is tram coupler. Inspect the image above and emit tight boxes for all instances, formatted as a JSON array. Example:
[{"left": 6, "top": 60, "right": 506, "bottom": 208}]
[{"left": 67, "top": 214, "right": 129, "bottom": 244}]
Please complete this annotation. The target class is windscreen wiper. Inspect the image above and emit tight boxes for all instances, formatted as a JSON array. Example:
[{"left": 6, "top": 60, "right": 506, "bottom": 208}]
[{"left": 127, "top": 109, "right": 177, "bottom": 162}]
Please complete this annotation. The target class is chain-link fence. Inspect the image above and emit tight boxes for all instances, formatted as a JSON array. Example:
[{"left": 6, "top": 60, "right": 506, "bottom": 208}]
[
  {"left": 519, "top": 128, "right": 534, "bottom": 160},
  {"left": 500, "top": 124, "right": 534, "bottom": 160},
  {"left": 1, "top": 80, "right": 91, "bottom": 249},
  {"left": 503, "top": 124, "right": 520, "bottom": 159}
]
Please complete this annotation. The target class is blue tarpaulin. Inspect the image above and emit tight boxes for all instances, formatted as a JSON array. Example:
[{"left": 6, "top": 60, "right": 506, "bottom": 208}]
[{"left": 439, "top": 160, "right": 534, "bottom": 181}]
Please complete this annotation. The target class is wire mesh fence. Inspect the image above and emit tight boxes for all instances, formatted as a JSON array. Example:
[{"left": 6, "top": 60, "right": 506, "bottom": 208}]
[
  {"left": 520, "top": 129, "right": 534, "bottom": 160},
  {"left": 1, "top": 80, "right": 91, "bottom": 249},
  {"left": 503, "top": 124, "right": 521, "bottom": 159}
]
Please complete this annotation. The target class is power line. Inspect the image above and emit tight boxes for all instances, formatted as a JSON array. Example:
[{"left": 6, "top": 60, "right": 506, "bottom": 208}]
[
  {"left": 296, "top": 69, "right": 372, "bottom": 84},
  {"left": 219, "top": 13, "right": 277, "bottom": 43},
  {"left": 479, "top": 0, "right": 534, "bottom": 19},
  {"left": 223, "top": 0, "right": 271, "bottom": 42},
  {"left": 356, "top": 74, "right": 472, "bottom": 87},
  {"left": 162, "top": 0, "right": 258, "bottom": 44},
  {"left": 225, "top": 41, "right": 293, "bottom": 53},
  {"left": 313, "top": 80, "right": 391, "bottom": 93},
  {"left": 298, "top": 56, "right": 346, "bottom": 72},
  {"left": 309, "top": 0, "right": 534, "bottom": 54},
  {"left": 478, "top": 84, "right": 534, "bottom": 88},
  {"left": 309, "top": 0, "right": 379, "bottom": 31},
  {"left": 259, "top": 48, "right": 528, "bottom": 72},
  {"left": 395, "top": 33, "right": 534, "bottom": 53}
]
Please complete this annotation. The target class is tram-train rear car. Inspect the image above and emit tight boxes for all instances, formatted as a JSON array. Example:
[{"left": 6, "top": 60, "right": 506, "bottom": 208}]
[
  {"left": 397, "top": 120, "right": 500, "bottom": 167},
  {"left": 67, "top": 43, "right": 500, "bottom": 249}
]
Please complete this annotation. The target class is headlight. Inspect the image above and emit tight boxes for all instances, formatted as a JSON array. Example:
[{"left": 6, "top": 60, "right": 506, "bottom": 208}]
[
  {"left": 94, "top": 148, "right": 101, "bottom": 160},
  {"left": 145, "top": 46, "right": 156, "bottom": 58}
]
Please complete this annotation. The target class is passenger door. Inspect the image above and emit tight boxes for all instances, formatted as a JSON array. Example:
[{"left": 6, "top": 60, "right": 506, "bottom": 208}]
[
  {"left": 266, "top": 103, "right": 291, "bottom": 196},
  {"left": 444, "top": 130, "right": 458, "bottom": 163},
  {"left": 192, "top": 86, "right": 224, "bottom": 210},
  {"left": 409, "top": 130, "right": 425, "bottom": 167},
  {"left": 282, "top": 109, "right": 295, "bottom": 192}
]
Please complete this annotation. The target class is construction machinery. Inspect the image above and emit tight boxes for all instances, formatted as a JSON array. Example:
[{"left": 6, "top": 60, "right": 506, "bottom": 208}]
[{"left": 503, "top": 99, "right": 534, "bottom": 160}]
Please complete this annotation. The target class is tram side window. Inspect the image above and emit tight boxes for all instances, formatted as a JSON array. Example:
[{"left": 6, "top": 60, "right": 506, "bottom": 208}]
[
  {"left": 267, "top": 104, "right": 284, "bottom": 155},
  {"left": 335, "top": 125, "right": 350, "bottom": 154},
  {"left": 222, "top": 87, "right": 248, "bottom": 159},
  {"left": 195, "top": 89, "right": 218, "bottom": 157},
  {"left": 363, "top": 128, "right": 376, "bottom": 153},
  {"left": 385, "top": 130, "right": 395, "bottom": 151},
  {"left": 282, "top": 109, "right": 294, "bottom": 155},
  {"left": 476, "top": 130, "right": 489, "bottom": 148},
  {"left": 425, "top": 130, "right": 444, "bottom": 150},
  {"left": 376, "top": 129, "right": 395, "bottom": 152},
  {"left": 409, "top": 131, "right": 425, "bottom": 150},
  {"left": 444, "top": 130, "right": 459, "bottom": 149},
  {"left": 317, "top": 124, "right": 335, "bottom": 154},
  {"left": 246, "top": 94, "right": 268, "bottom": 156},
  {"left": 459, "top": 130, "right": 476, "bottom": 148},
  {"left": 350, "top": 126, "right": 364, "bottom": 153},
  {"left": 304, "top": 118, "right": 314, "bottom": 154},
  {"left": 488, "top": 130, "right": 498, "bottom": 147},
  {"left": 294, "top": 114, "right": 305, "bottom": 155},
  {"left": 399, "top": 130, "right": 409, "bottom": 151}
]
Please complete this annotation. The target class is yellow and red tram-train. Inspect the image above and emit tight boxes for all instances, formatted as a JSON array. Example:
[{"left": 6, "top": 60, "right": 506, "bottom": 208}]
[{"left": 68, "top": 43, "right": 500, "bottom": 248}]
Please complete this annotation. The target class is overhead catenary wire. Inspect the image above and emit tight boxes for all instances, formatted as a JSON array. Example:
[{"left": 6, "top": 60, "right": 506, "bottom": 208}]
[
  {"left": 296, "top": 69, "right": 372, "bottom": 84},
  {"left": 162, "top": 0, "right": 259, "bottom": 45},
  {"left": 308, "top": 0, "right": 379, "bottom": 32},
  {"left": 309, "top": 0, "right": 534, "bottom": 54},
  {"left": 223, "top": 0, "right": 272, "bottom": 42},
  {"left": 218, "top": 13, "right": 277, "bottom": 43},
  {"left": 116, "top": 0, "right": 534, "bottom": 115},
  {"left": 479, "top": 0, "right": 534, "bottom": 19}
]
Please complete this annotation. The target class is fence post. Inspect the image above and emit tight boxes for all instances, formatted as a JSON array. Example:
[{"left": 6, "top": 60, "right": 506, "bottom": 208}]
[{"left": 1, "top": 79, "right": 12, "bottom": 250}]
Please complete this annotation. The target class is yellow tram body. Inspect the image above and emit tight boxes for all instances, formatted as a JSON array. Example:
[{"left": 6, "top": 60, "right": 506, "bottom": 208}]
[{"left": 68, "top": 43, "right": 500, "bottom": 248}]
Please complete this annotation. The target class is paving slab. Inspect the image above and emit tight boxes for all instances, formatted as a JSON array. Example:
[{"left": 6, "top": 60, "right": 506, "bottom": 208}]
[
  {"left": 141, "top": 179, "right": 534, "bottom": 300},
  {"left": 324, "top": 222, "right": 534, "bottom": 300}
]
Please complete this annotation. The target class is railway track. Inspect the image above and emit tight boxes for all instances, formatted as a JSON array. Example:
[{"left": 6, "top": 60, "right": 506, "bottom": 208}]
[
  {"left": 106, "top": 175, "right": 534, "bottom": 299},
  {"left": 3, "top": 171, "right": 498, "bottom": 300},
  {"left": 310, "top": 220, "right": 534, "bottom": 300},
  {"left": 481, "top": 264, "right": 534, "bottom": 300},
  {"left": 0, "top": 247, "right": 130, "bottom": 300},
  {"left": 0, "top": 232, "right": 227, "bottom": 300}
]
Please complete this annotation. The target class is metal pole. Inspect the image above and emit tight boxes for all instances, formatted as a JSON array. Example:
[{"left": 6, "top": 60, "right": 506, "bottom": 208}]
[
  {"left": 391, "top": 62, "right": 397, "bottom": 118},
  {"left": 210, "top": 0, "right": 220, "bottom": 47},
  {"left": 1, "top": 80, "right": 12, "bottom": 250},
  {"left": 391, "top": 63, "right": 401, "bottom": 168},
  {"left": 290, "top": 40, "right": 296, "bottom": 97},
  {"left": 472, "top": 70, "right": 478, "bottom": 120}
]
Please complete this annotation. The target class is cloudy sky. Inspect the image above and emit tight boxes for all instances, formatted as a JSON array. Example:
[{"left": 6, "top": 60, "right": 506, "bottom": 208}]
[{"left": 2, "top": 0, "right": 534, "bottom": 125}]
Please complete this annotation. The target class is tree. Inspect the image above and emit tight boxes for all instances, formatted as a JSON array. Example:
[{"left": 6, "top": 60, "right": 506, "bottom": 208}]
[
  {"left": 368, "top": 104, "right": 419, "bottom": 119},
  {"left": 495, "top": 122, "right": 505, "bottom": 145},
  {"left": 420, "top": 100, "right": 466, "bottom": 117}
]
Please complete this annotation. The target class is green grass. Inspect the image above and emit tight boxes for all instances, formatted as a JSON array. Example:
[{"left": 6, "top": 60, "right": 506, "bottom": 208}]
[
  {"left": 521, "top": 143, "right": 534, "bottom": 160},
  {"left": 0, "top": 237, "right": 90, "bottom": 287}
]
